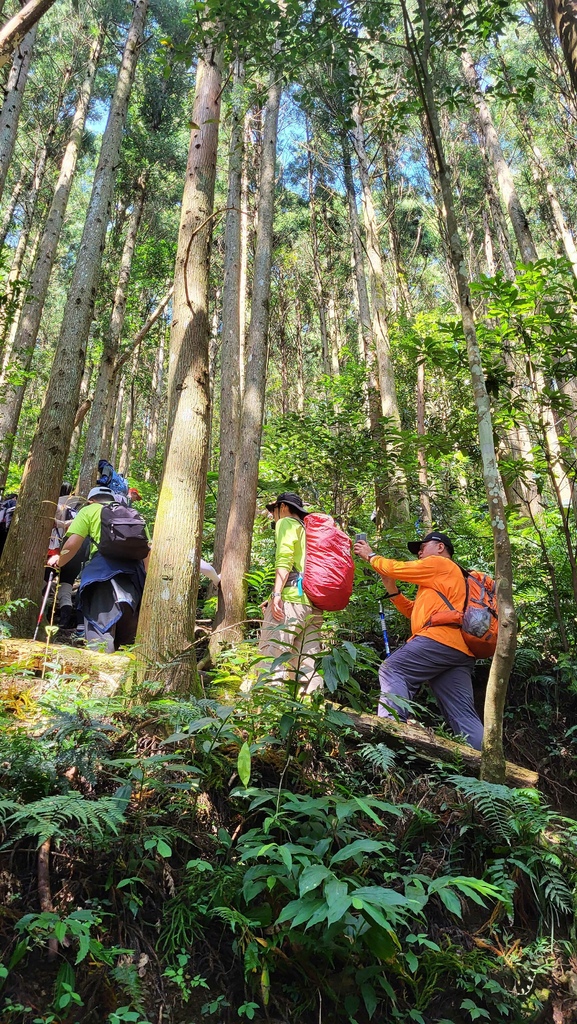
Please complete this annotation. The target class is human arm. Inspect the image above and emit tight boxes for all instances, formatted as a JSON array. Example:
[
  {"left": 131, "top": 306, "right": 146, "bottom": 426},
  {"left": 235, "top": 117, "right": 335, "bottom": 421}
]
[
  {"left": 47, "top": 532, "right": 85, "bottom": 568},
  {"left": 354, "top": 540, "right": 415, "bottom": 618}
]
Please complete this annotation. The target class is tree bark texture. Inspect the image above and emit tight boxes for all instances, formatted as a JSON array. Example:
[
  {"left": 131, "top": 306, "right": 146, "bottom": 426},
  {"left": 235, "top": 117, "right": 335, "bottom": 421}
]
[
  {"left": 213, "top": 59, "right": 245, "bottom": 575},
  {"left": 212, "top": 73, "right": 281, "bottom": 651},
  {"left": 404, "top": 0, "right": 517, "bottom": 784},
  {"left": 0, "top": 21, "right": 37, "bottom": 205},
  {"left": 0, "top": 0, "right": 147, "bottom": 635},
  {"left": 78, "top": 169, "right": 147, "bottom": 496},
  {"left": 136, "top": 41, "right": 223, "bottom": 691},
  {"left": 0, "top": 165, "right": 25, "bottom": 250},
  {"left": 352, "top": 103, "right": 410, "bottom": 527},
  {"left": 0, "top": 0, "right": 55, "bottom": 69},
  {"left": 547, "top": 0, "right": 577, "bottom": 94},
  {"left": 344, "top": 710, "right": 538, "bottom": 788}
]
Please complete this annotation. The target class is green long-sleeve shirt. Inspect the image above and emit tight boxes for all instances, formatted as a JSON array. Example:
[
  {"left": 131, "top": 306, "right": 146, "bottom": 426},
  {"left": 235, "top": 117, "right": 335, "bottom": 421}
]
[{"left": 275, "top": 516, "right": 310, "bottom": 605}]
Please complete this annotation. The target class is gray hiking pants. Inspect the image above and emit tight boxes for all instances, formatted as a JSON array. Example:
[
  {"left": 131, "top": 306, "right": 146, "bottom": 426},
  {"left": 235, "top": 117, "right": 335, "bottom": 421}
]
[{"left": 378, "top": 636, "right": 483, "bottom": 750}]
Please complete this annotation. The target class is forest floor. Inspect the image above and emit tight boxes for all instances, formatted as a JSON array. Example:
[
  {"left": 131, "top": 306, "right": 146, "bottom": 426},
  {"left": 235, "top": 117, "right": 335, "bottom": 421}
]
[{"left": 0, "top": 638, "right": 576, "bottom": 1023}]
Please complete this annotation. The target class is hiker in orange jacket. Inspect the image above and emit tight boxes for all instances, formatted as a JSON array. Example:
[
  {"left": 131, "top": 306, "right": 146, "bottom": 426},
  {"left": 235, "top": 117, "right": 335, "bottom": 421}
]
[{"left": 354, "top": 531, "right": 483, "bottom": 750}]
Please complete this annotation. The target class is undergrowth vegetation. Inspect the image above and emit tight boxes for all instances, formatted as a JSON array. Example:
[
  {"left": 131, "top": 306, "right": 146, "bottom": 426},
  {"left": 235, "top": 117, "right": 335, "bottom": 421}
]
[{"left": 1, "top": 654, "right": 577, "bottom": 1024}]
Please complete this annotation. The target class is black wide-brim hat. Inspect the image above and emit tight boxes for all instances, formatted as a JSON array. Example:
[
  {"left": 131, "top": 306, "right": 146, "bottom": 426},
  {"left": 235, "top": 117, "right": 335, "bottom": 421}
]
[
  {"left": 265, "top": 491, "right": 308, "bottom": 515},
  {"left": 407, "top": 531, "right": 454, "bottom": 557}
]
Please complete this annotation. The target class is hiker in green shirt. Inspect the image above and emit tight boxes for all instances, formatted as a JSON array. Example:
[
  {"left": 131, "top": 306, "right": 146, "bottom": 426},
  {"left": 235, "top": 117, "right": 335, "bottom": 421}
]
[{"left": 258, "top": 492, "right": 323, "bottom": 693}]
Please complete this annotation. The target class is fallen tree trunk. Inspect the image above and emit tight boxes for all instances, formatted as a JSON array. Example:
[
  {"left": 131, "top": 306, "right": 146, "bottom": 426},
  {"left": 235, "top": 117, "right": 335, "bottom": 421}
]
[
  {"left": 343, "top": 709, "right": 538, "bottom": 788},
  {"left": 0, "top": 639, "right": 133, "bottom": 698}
]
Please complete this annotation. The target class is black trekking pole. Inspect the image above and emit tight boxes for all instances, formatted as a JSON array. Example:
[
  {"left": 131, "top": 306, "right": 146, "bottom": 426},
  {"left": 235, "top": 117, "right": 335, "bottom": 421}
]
[
  {"left": 378, "top": 598, "right": 390, "bottom": 658},
  {"left": 34, "top": 570, "right": 55, "bottom": 642}
]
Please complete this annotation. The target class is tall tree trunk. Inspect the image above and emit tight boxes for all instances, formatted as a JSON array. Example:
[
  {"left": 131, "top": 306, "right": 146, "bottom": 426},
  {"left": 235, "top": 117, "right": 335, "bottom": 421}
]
[
  {"left": 352, "top": 103, "right": 410, "bottom": 526},
  {"left": 110, "top": 375, "right": 124, "bottom": 465},
  {"left": 213, "top": 59, "right": 245, "bottom": 575},
  {"left": 0, "top": 21, "right": 37, "bottom": 204},
  {"left": 144, "top": 322, "right": 166, "bottom": 480},
  {"left": 137, "top": 40, "right": 223, "bottom": 690},
  {"left": 416, "top": 357, "right": 433, "bottom": 528},
  {"left": 0, "top": 0, "right": 55, "bottom": 69},
  {"left": 212, "top": 73, "right": 281, "bottom": 653},
  {"left": 341, "top": 133, "right": 371, "bottom": 362},
  {"left": 403, "top": 0, "right": 517, "bottom": 783},
  {"left": 0, "top": 164, "right": 25, "bottom": 249},
  {"left": 0, "top": 135, "right": 50, "bottom": 363},
  {"left": 547, "top": 0, "right": 577, "bottom": 93},
  {"left": 0, "top": 29, "right": 103, "bottom": 492},
  {"left": 295, "top": 295, "right": 304, "bottom": 413},
  {"left": 342, "top": 130, "right": 388, "bottom": 526},
  {"left": 78, "top": 169, "right": 147, "bottom": 495},
  {"left": 306, "top": 120, "right": 330, "bottom": 374},
  {"left": 118, "top": 348, "right": 138, "bottom": 477},
  {"left": 0, "top": 0, "right": 148, "bottom": 635},
  {"left": 461, "top": 50, "right": 538, "bottom": 264}
]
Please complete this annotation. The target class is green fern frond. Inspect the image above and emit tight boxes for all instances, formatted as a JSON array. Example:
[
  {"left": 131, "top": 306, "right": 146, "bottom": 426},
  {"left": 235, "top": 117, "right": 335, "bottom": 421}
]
[
  {"left": 3, "top": 793, "right": 127, "bottom": 848},
  {"left": 358, "top": 742, "right": 397, "bottom": 773}
]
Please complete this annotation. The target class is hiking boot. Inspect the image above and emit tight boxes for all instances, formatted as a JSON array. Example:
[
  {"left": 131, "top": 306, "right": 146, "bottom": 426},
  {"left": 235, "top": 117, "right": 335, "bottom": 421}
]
[{"left": 59, "top": 605, "right": 75, "bottom": 629}]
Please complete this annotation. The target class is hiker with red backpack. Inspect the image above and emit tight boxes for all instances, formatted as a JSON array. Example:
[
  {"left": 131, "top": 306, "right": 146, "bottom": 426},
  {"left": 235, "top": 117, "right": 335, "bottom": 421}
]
[
  {"left": 354, "top": 531, "right": 493, "bottom": 750},
  {"left": 47, "top": 485, "right": 150, "bottom": 652},
  {"left": 259, "top": 492, "right": 354, "bottom": 693}
]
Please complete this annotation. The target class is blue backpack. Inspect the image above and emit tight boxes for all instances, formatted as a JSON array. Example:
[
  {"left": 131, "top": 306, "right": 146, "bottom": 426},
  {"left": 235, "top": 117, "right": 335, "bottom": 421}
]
[{"left": 97, "top": 460, "right": 128, "bottom": 497}]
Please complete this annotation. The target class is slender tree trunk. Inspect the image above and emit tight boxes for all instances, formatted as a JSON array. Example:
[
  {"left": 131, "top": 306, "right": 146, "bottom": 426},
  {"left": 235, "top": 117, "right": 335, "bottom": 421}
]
[
  {"left": 403, "top": 0, "right": 517, "bottom": 783},
  {"left": 78, "top": 169, "right": 147, "bottom": 495},
  {"left": 306, "top": 119, "right": 330, "bottom": 374},
  {"left": 0, "top": 0, "right": 148, "bottom": 634},
  {"left": 118, "top": 348, "right": 138, "bottom": 477},
  {"left": 0, "top": 0, "right": 55, "bottom": 69},
  {"left": 0, "top": 21, "right": 37, "bottom": 204},
  {"left": 239, "top": 110, "right": 250, "bottom": 391},
  {"left": 212, "top": 72, "right": 281, "bottom": 652},
  {"left": 352, "top": 102, "right": 410, "bottom": 526},
  {"left": 341, "top": 134, "right": 371, "bottom": 362},
  {"left": 110, "top": 376, "right": 124, "bottom": 465},
  {"left": 461, "top": 50, "right": 538, "bottom": 264},
  {"left": 144, "top": 322, "right": 166, "bottom": 480},
  {"left": 0, "top": 165, "right": 25, "bottom": 249},
  {"left": 295, "top": 296, "right": 304, "bottom": 413},
  {"left": 0, "top": 136, "right": 50, "bottom": 362},
  {"left": 0, "top": 29, "right": 103, "bottom": 492},
  {"left": 416, "top": 357, "right": 433, "bottom": 527},
  {"left": 137, "top": 40, "right": 223, "bottom": 690},
  {"left": 213, "top": 59, "right": 244, "bottom": 575}
]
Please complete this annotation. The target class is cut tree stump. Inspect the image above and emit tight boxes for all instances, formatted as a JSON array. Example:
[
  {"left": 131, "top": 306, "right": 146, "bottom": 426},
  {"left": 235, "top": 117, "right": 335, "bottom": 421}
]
[
  {"left": 343, "top": 709, "right": 539, "bottom": 789},
  {"left": 0, "top": 639, "right": 133, "bottom": 699}
]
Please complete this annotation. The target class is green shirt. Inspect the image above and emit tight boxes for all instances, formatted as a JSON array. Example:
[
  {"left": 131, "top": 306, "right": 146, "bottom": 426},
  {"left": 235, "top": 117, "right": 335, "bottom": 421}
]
[
  {"left": 65, "top": 502, "right": 103, "bottom": 555},
  {"left": 275, "top": 516, "right": 310, "bottom": 605}
]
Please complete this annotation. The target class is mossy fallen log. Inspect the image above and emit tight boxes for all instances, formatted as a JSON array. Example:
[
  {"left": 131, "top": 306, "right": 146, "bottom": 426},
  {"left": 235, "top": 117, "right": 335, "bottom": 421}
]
[
  {"left": 0, "top": 638, "right": 133, "bottom": 699},
  {"left": 343, "top": 709, "right": 539, "bottom": 789}
]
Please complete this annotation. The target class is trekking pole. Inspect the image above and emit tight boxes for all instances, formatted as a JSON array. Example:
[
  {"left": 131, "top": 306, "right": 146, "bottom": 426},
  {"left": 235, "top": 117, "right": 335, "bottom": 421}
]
[
  {"left": 378, "top": 599, "right": 390, "bottom": 658},
  {"left": 33, "top": 570, "right": 55, "bottom": 642}
]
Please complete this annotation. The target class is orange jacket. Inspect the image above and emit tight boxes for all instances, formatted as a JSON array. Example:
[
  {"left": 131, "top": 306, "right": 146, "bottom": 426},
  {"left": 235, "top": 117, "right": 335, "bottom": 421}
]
[{"left": 370, "top": 553, "right": 473, "bottom": 656}]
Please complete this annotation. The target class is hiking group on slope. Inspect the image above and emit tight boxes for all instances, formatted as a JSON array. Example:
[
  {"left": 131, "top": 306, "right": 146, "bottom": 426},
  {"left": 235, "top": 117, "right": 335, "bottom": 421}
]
[
  {"left": 5, "top": 470, "right": 494, "bottom": 749},
  {"left": 259, "top": 491, "right": 496, "bottom": 751}
]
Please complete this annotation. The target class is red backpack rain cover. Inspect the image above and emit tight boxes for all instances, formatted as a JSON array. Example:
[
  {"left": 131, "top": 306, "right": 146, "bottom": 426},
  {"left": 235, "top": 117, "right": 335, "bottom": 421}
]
[{"left": 302, "top": 513, "right": 354, "bottom": 612}]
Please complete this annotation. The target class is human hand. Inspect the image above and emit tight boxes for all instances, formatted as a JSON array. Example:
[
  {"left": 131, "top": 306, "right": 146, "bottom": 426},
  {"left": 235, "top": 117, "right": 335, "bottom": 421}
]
[
  {"left": 271, "top": 594, "right": 284, "bottom": 622},
  {"left": 47, "top": 554, "right": 60, "bottom": 568},
  {"left": 354, "top": 539, "right": 374, "bottom": 561},
  {"left": 380, "top": 575, "right": 397, "bottom": 593}
]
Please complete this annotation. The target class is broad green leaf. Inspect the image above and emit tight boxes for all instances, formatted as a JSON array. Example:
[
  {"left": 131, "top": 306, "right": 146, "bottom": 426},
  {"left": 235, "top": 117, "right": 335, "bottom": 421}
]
[
  {"left": 330, "top": 839, "right": 384, "bottom": 865},
  {"left": 298, "top": 864, "right": 331, "bottom": 896},
  {"left": 156, "top": 839, "right": 172, "bottom": 859},
  {"left": 237, "top": 742, "right": 251, "bottom": 788}
]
